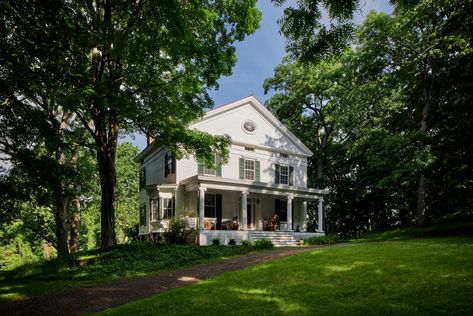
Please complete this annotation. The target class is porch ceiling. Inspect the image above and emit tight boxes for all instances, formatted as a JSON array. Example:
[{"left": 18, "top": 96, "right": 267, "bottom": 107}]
[{"left": 181, "top": 175, "right": 327, "bottom": 199}]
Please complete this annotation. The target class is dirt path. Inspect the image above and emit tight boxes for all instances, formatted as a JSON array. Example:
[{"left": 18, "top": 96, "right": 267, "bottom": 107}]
[{"left": 0, "top": 246, "right": 327, "bottom": 316}]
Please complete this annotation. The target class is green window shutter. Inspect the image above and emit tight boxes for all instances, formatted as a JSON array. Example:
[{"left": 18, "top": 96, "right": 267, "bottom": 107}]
[
  {"left": 198, "top": 160, "right": 204, "bottom": 175},
  {"left": 255, "top": 160, "right": 260, "bottom": 182},
  {"left": 289, "top": 166, "right": 294, "bottom": 186},
  {"left": 275, "top": 164, "right": 280, "bottom": 184},
  {"left": 216, "top": 164, "right": 222, "bottom": 177},
  {"left": 239, "top": 158, "right": 244, "bottom": 179}
]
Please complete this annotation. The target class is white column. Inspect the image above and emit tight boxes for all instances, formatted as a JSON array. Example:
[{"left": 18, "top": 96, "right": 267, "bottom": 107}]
[
  {"left": 287, "top": 194, "right": 293, "bottom": 231},
  {"left": 318, "top": 197, "right": 324, "bottom": 232},
  {"left": 198, "top": 186, "right": 206, "bottom": 230},
  {"left": 302, "top": 201, "right": 308, "bottom": 232},
  {"left": 241, "top": 191, "right": 248, "bottom": 230}
]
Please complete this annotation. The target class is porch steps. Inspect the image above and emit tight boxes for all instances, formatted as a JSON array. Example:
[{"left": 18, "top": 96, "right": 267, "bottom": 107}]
[{"left": 249, "top": 231, "right": 299, "bottom": 246}]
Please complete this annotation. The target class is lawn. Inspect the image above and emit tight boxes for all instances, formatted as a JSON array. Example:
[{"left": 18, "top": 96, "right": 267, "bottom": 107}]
[
  {"left": 0, "top": 243, "right": 254, "bottom": 302},
  {"left": 100, "top": 236, "right": 473, "bottom": 316}
]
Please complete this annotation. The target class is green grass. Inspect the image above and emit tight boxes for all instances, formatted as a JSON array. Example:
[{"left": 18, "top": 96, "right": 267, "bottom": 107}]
[
  {"left": 0, "top": 243, "right": 254, "bottom": 302},
  {"left": 99, "top": 237, "right": 473, "bottom": 316}
]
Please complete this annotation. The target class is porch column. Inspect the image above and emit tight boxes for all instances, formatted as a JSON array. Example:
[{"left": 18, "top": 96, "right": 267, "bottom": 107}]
[
  {"left": 317, "top": 197, "right": 324, "bottom": 232},
  {"left": 240, "top": 191, "right": 248, "bottom": 230},
  {"left": 302, "top": 201, "right": 308, "bottom": 232},
  {"left": 287, "top": 194, "right": 293, "bottom": 231},
  {"left": 198, "top": 186, "right": 206, "bottom": 230}
]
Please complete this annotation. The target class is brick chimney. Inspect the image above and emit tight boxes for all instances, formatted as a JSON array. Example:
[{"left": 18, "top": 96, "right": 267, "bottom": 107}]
[{"left": 146, "top": 135, "right": 155, "bottom": 146}]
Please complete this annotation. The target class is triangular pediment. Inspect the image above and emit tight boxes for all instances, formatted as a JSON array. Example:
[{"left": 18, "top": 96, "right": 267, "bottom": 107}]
[{"left": 190, "top": 96, "right": 313, "bottom": 157}]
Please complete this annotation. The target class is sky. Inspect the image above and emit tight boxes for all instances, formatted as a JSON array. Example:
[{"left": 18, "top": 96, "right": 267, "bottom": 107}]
[{"left": 127, "top": 0, "right": 393, "bottom": 151}]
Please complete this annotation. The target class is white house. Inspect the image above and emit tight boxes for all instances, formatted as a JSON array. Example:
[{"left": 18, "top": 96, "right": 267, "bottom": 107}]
[{"left": 135, "top": 96, "right": 327, "bottom": 245}]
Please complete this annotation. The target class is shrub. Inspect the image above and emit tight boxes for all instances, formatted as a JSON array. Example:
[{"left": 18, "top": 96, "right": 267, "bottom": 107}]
[
  {"left": 304, "top": 234, "right": 340, "bottom": 245},
  {"left": 254, "top": 239, "right": 274, "bottom": 250},
  {"left": 212, "top": 238, "right": 221, "bottom": 246},
  {"left": 228, "top": 238, "right": 237, "bottom": 245},
  {"left": 240, "top": 240, "right": 251, "bottom": 246}
]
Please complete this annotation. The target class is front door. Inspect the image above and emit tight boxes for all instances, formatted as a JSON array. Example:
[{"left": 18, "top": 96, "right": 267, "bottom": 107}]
[{"left": 247, "top": 198, "right": 256, "bottom": 229}]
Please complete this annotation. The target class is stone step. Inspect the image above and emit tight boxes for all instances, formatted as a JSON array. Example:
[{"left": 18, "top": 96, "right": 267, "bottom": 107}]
[{"left": 249, "top": 232, "right": 299, "bottom": 246}]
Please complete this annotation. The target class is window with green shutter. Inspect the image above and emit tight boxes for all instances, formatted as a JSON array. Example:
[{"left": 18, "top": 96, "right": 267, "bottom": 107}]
[
  {"left": 198, "top": 155, "right": 221, "bottom": 177},
  {"left": 240, "top": 158, "right": 259, "bottom": 181}
]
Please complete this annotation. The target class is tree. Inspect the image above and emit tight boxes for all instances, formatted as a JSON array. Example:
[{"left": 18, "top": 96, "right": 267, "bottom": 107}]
[
  {"left": 264, "top": 59, "right": 343, "bottom": 185},
  {"left": 267, "top": 0, "right": 473, "bottom": 235},
  {"left": 2, "top": 0, "right": 261, "bottom": 250}
]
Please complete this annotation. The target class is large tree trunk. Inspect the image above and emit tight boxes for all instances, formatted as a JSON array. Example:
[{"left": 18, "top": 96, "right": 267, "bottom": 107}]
[
  {"left": 416, "top": 58, "right": 435, "bottom": 226},
  {"left": 55, "top": 144, "right": 70, "bottom": 257},
  {"left": 416, "top": 174, "right": 426, "bottom": 225},
  {"left": 97, "top": 140, "right": 118, "bottom": 250}
]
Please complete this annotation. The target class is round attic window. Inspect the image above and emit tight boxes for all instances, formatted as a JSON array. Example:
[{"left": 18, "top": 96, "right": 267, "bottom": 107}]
[{"left": 242, "top": 120, "right": 257, "bottom": 134}]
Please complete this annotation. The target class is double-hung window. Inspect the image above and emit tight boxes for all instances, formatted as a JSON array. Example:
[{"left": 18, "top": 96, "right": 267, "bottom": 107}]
[
  {"left": 244, "top": 159, "right": 255, "bottom": 180},
  {"left": 162, "top": 197, "right": 175, "bottom": 219},
  {"left": 275, "top": 164, "right": 294, "bottom": 185},
  {"left": 239, "top": 158, "right": 260, "bottom": 181},
  {"left": 279, "top": 165, "right": 289, "bottom": 184},
  {"left": 149, "top": 197, "right": 159, "bottom": 221},
  {"left": 199, "top": 156, "right": 221, "bottom": 177}
]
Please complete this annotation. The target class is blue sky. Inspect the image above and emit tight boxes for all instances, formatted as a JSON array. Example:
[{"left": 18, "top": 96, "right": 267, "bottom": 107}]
[{"left": 127, "top": 0, "right": 392, "bottom": 150}]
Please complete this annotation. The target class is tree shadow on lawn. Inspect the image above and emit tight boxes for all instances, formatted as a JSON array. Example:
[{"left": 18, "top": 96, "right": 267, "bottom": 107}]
[{"left": 103, "top": 243, "right": 473, "bottom": 316}]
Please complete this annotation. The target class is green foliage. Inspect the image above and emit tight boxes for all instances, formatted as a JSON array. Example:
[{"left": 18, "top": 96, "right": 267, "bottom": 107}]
[
  {"left": 240, "top": 240, "right": 251, "bottom": 246},
  {"left": 99, "top": 236, "right": 473, "bottom": 316},
  {"left": 253, "top": 239, "right": 274, "bottom": 250},
  {"left": 0, "top": 243, "right": 255, "bottom": 301},
  {"left": 164, "top": 217, "right": 193, "bottom": 244},
  {"left": 267, "top": 0, "right": 473, "bottom": 237},
  {"left": 303, "top": 234, "right": 340, "bottom": 245},
  {"left": 228, "top": 238, "right": 237, "bottom": 246},
  {"left": 211, "top": 238, "right": 221, "bottom": 246},
  {"left": 1, "top": 0, "right": 261, "bottom": 250}
]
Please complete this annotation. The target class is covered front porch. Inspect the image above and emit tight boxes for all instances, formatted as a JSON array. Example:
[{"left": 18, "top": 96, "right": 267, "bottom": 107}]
[{"left": 182, "top": 175, "right": 327, "bottom": 245}]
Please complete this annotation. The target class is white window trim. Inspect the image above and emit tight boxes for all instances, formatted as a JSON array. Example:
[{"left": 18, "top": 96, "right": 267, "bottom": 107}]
[
  {"left": 244, "top": 158, "right": 255, "bottom": 181},
  {"left": 150, "top": 197, "right": 159, "bottom": 222},
  {"left": 279, "top": 164, "right": 289, "bottom": 185},
  {"left": 202, "top": 156, "right": 218, "bottom": 176},
  {"left": 161, "top": 197, "right": 174, "bottom": 219}
]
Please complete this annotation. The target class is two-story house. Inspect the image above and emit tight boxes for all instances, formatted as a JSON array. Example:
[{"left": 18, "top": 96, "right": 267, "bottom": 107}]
[{"left": 135, "top": 96, "right": 327, "bottom": 245}]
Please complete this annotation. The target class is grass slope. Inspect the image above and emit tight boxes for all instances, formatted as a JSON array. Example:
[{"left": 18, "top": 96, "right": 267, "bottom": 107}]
[
  {"left": 100, "top": 237, "right": 473, "bottom": 316},
  {"left": 0, "top": 243, "right": 253, "bottom": 302}
]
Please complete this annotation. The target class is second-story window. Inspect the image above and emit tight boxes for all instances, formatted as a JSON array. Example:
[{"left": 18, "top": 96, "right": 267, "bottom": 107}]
[
  {"left": 164, "top": 151, "right": 176, "bottom": 177},
  {"left": 244, "top": 159, "right": 255, "bottom": 180},
  {"left": 139, "top": 167, "right": 146, "bottom": 189},
  {"left": 198, "top": 156, "right": 222, "bottom": 177},
  {"left": 239, "top": 158, "right": 260, "bottom": 181},
  {"left": 275, "top": 164, "right": 294, "bottom": 185}
]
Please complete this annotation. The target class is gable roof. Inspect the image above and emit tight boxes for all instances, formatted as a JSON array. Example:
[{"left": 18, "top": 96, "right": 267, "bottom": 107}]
[{"left": 190, "top": 95, "right": 313, "bottom": 157}]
